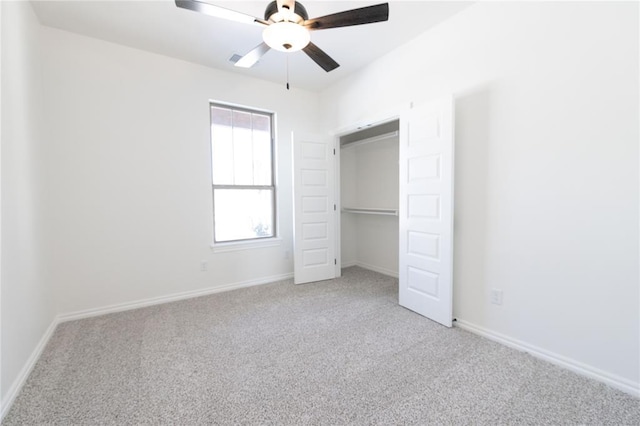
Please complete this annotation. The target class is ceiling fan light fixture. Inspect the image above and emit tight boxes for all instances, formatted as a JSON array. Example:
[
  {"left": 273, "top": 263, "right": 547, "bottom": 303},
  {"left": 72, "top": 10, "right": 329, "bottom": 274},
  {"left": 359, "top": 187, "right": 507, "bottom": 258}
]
[
  {"left": 176, "top": 0, "right": 390, "bottom": 74},
  {"left": 262, "top": 22, "right": 310, "bottom": 52}
]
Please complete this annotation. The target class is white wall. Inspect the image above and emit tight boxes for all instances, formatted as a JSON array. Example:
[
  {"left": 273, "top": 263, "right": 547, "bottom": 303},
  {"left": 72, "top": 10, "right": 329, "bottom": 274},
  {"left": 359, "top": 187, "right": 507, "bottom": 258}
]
[
  {"left": 1, "top": 1, "right": 56, "bottom": 407},
  {"left": 321, "top": 1, "right": 639, "bottom": 390},
  {"left": 40, "top": 27, "right": 321, "bottom": 315}
]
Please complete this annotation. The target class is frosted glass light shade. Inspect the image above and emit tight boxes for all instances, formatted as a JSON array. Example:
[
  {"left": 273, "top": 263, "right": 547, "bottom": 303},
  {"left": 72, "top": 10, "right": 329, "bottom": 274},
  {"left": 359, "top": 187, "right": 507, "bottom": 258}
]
[{"left": 262, "top": 22, "right": 310, "bottom": 52}]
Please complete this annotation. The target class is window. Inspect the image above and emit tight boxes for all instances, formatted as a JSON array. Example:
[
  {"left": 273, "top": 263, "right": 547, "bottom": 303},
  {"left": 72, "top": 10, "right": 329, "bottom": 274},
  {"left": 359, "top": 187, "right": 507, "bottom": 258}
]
[{"left": 210, "top": 103, "right": 276, "bottom": 243}]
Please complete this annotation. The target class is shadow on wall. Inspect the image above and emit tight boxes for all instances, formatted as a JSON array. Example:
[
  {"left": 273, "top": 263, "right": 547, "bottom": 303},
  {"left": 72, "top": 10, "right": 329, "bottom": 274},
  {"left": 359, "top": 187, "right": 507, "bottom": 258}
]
[{"left": 453, "top": 84, "right": 493, "bottom": 322}]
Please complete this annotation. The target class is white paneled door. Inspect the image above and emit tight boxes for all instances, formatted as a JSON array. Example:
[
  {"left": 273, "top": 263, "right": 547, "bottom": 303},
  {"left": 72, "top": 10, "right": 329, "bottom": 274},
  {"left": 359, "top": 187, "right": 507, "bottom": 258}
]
[
  {"left": 292, "top": 133, "right": 336, "bottom": 284},
  {"left": 399, "top": 97, "right": 455, "bottom": 327}
]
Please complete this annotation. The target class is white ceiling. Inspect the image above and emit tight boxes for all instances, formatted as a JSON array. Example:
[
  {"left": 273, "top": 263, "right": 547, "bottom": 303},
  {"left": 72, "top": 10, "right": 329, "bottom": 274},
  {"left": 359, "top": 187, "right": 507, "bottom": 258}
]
[{"left": 31, "top": 0, "right": 473, "bottom": 92}]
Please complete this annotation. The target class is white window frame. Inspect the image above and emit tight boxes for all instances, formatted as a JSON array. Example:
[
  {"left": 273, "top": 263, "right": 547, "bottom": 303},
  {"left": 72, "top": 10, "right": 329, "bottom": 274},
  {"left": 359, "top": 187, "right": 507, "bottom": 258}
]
[{"left": 209, "top": 101, "right": 278, "bottom": 248}]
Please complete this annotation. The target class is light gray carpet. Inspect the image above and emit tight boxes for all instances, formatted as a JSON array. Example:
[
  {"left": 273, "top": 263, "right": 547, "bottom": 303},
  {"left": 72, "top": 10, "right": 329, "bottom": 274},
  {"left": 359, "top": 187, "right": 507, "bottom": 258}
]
[{"left": 4, "top": 267, "right": 640, "bottom": 425}]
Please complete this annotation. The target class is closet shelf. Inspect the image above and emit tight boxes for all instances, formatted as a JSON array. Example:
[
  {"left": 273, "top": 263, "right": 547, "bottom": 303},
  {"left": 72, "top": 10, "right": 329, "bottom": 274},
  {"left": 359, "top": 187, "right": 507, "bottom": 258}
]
[
  {"left": 340, "top": 130, "right": 399, "bottom": 150},
  {"left": 342, "top": 207, "right": 398, "bottom": 216}
]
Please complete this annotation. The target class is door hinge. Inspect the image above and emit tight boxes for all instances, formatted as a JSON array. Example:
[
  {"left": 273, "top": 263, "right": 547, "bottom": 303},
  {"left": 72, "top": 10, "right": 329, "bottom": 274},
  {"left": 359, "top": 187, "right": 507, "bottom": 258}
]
[
  {"left": 334, "top": 259, "right": 337, "bottom": 265},
  {"left": 333, "top": 148, "right": 336, "bottom": 155},
  {"left": 334, "top": 204, "right": 337, "bottom": 211}
]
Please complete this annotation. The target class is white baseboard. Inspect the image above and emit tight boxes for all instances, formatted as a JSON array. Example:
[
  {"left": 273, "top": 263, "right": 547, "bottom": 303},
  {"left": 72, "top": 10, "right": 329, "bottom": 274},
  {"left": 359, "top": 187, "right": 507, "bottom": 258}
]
[
  {"left": 58, "top": 272, "right": 294, "bottom": 323},
  {"left": 454, "top": 318, "right": 640, "bottom": 397},
  {"left": 1, "top": 317, "right": 59, "bottom": 421},
  {"left": 353, "top": 261, "right": 399, "bottom": 278},
  {"left": 1, "top": 273, "right": 293, "bottom": 419}
]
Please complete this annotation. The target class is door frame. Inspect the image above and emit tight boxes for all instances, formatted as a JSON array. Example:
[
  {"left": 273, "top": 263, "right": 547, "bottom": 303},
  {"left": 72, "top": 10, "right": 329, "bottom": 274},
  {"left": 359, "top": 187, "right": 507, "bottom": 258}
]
[{"left": 331, "top": 106, "right": 406, "bottom": 278}]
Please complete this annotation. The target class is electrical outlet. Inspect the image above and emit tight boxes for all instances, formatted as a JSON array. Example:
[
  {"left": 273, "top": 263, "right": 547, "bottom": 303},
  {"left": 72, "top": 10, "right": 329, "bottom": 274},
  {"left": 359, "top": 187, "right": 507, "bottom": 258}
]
[
  {"left": 490, "top": 289, "right": 503, "bottom": 305},
  {"left": 200, "top": 260, "right": 208, "bottom": 272}
]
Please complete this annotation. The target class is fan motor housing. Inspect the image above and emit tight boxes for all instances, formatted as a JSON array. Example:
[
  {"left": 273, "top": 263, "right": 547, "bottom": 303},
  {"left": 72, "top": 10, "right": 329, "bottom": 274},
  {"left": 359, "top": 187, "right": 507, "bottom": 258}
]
[{"left": 264, "top": 1, "right": 309, "bottom": 22}]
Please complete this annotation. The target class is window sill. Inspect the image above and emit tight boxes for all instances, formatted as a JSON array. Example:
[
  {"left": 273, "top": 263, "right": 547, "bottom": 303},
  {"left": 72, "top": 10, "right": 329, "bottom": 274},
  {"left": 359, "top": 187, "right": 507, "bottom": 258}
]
[{"left": 210, "top": 237, "right": 282, "bottom": 253}]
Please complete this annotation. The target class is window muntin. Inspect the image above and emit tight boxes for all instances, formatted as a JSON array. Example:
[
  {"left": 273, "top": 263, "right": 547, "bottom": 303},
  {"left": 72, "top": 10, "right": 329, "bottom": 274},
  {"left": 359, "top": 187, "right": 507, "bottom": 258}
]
[{"left": 210, "top": 104, "right": 275, "bottom": 243}]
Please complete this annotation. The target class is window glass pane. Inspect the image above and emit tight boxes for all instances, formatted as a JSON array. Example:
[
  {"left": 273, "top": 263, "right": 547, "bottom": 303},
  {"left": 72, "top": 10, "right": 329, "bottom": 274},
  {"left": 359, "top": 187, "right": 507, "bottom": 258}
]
[
  {"left": 211, "top": 108, "right": 273, "bottom": 186},
  {"left": 211, "top": 124, "right": 234, "bottom": 184},
  {"left": 251, "top": 113, "right": 270, "bottom": 132},
  {"left": 211, "top": 107, "right": 231, "bottom": 126},
  {"left": 211, "top": 108, "right": 234, "bottom": 184},
  {"left": 252, "top": 113, "right": 272, "bottom": 185},
  {"left": 232, "top": 110, "right": 254, "bottom": 185},
  {"left": 214, "top": 189, "right": 274, "bottom": 242}
]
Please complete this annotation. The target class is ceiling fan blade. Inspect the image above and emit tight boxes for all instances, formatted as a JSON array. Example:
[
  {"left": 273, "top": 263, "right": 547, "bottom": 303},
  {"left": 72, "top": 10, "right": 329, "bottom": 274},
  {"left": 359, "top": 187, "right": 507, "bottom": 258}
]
[
  {"left": 175, "top": 0, "right": 268, "bottom": 26},
  {"left": 304, "top": 3, "right": 389, "bottom": 31},
  {"left": 303, "top": 42, "right": 339, "bottom": 72},
  {"left": 234, "top": 42, "right": 271, "bottom": 68}
]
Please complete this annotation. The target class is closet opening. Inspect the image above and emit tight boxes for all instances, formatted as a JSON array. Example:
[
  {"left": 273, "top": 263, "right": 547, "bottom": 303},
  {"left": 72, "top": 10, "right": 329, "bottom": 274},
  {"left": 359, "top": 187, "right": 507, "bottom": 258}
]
[
  {"left": 337, "top": 119, "right": 400, "bottom": 278},
  {"left": 294, "top": 96, "right": 453, "bottom": 324}
]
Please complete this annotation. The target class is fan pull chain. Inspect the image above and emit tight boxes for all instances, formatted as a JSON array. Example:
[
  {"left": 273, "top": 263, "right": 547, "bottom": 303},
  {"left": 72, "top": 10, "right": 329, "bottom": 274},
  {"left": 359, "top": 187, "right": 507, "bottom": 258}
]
[{"left": 286, "top": 56, "right": 290, "bottom": 90}]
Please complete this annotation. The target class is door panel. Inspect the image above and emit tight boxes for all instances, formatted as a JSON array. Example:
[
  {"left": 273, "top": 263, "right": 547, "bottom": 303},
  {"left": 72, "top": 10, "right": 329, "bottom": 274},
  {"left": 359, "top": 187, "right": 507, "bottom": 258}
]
[
  {"left": 399, "top": 96, "right": 455, "bottom": 327},
  {"left": 293, "top": 133, "right": 336, "bottom": 284}
]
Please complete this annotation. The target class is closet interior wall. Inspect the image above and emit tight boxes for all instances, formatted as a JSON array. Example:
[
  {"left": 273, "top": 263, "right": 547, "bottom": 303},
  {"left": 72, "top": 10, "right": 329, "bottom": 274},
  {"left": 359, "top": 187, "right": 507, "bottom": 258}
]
[{"left": 340, "top": 120, "right": 400, "bottom": 277}]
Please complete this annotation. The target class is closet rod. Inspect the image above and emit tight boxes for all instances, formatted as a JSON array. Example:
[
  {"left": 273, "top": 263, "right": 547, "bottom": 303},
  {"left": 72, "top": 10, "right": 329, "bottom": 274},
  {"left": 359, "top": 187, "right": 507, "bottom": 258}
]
[
  {"left": 341, "top": 130, "right": 399, "bottom": 150},
  {"left": 342, "top": 207, "right": 398, "bottom": 216}
]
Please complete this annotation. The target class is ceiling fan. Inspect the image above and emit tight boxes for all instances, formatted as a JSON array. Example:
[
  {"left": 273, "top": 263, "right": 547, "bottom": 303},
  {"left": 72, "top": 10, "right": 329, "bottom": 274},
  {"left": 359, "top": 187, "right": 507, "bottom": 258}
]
[{"left": 175, "top": 0, "right": 389, "bottom": 73}]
